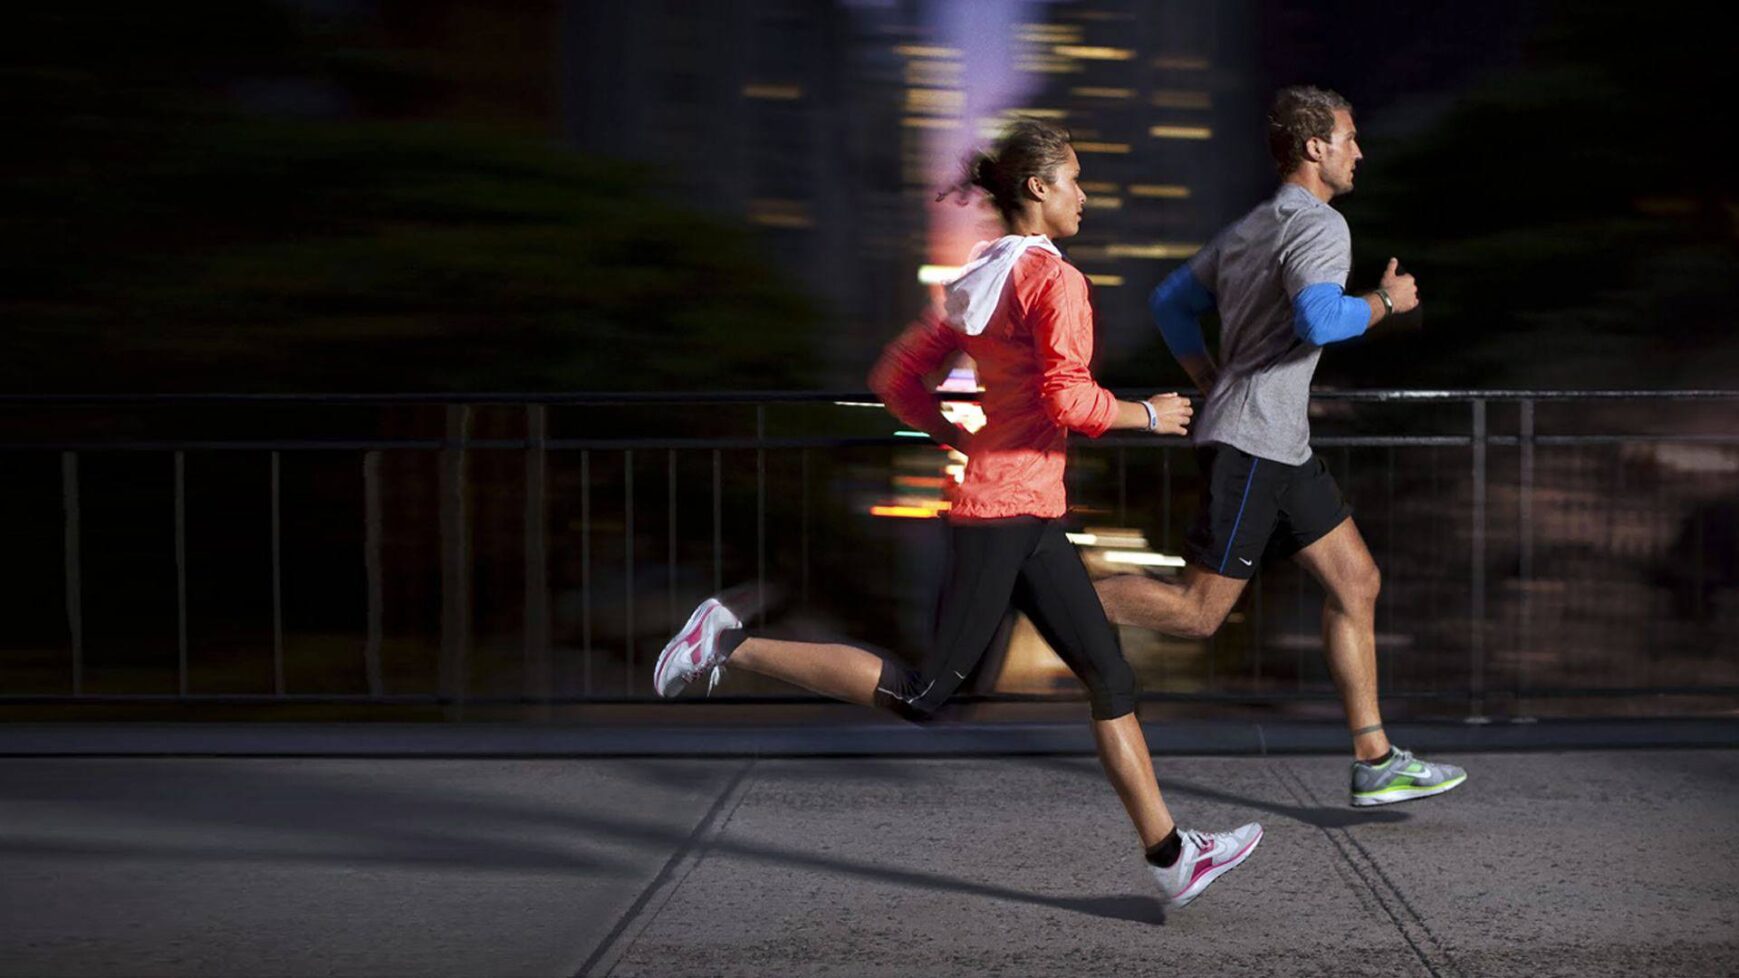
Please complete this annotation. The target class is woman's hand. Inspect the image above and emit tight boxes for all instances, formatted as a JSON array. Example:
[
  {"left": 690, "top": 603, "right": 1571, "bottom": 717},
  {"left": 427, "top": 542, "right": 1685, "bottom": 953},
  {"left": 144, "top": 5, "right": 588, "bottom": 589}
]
[{"left": 1145, "top": 392, "right": 1192, "bottom": 436}]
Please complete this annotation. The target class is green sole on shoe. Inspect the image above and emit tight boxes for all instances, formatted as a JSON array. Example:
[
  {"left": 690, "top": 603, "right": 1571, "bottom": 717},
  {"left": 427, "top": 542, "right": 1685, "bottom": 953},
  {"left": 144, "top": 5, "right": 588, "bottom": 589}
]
[{"left": 1350, "top": 773, "right": 1467, "bottom": 807}]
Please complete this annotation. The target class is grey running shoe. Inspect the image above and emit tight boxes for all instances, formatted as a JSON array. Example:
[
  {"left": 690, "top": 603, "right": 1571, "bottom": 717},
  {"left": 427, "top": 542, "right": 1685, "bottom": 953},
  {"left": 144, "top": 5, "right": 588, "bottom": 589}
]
[{"left": 1350, "top": 747, "right": 1467, "bottom": 807}]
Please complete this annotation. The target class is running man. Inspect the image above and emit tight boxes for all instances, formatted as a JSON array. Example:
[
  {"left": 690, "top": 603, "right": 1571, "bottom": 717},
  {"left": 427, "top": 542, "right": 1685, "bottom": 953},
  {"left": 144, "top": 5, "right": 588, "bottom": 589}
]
[
  {"left": 1097, "top": 87, "right": 1467, "bottom": 807},
  {"left": 655, "top": 120, "right": 1261, "bottom": 908}
]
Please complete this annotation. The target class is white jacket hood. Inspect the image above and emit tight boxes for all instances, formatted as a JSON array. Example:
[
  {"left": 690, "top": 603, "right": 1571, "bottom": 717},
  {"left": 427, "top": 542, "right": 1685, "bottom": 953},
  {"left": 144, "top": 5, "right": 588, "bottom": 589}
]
[{"left": 942, "top": 234, "right": 1061, "bottom": 336}]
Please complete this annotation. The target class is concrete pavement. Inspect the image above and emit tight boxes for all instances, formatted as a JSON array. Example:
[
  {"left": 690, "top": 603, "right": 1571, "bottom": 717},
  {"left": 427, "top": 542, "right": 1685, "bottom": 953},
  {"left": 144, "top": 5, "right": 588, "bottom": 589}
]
[{"left": 2, "top": 748, "right": 1736, "bottom": 976}]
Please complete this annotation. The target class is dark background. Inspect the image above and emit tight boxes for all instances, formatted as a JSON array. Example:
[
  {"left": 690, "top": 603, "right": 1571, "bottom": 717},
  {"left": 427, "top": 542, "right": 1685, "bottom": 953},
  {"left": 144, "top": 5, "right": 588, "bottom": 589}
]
[
  {"left": 5, "top": 0, "right": 1735, "bottom": 394},
  {"left": 2, "top": 0, "right": 1735, "bottom": 717}
]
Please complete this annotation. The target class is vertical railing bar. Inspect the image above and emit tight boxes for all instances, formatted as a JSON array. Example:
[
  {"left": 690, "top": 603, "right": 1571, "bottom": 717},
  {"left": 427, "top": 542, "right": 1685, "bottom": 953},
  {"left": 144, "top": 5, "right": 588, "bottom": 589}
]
[
  {"left": 62, "top": 452, "right": 83, "bottom": 696},
  {"left": 581, "top": 450, "right": 592, "bottom": 695},
  {"left": 1693, "top": 492, "right": 1706, "bottom": 620},
  {"left": 1207, "top": 598, "right": 1216, "bottom": 693},
  {"left": 1609, "top": 432, "right": 1627, "bottom": 690},
  {"left": 756, "top": 405, "right": 766, "bottom": 619},
  {"left": 1428, "top": 445, "right": 1440, "bottom": 696},
  {"left": 1383, "top": 446, "right": 1395, "bottom": 695},
  {"left": 525, "top": 406, "right": 550, "bottom": 712},
  {"left": 1518, "top": 398, "right": 1534, "bottom": 713},
  {"left": 1295, "top": 541, "right": 1306, "bottom": 692},
  {"left": 1251, "top": 566, "right": 1262, "bottom": 690},
  {"left": 364, "top": 450, "right": 384, "bottom": 697},
  {"left": 800, "top": 448, "right": 811, "bottom": 606},
  {"left": 1470, "top": 398, "right": 1487, "bottom": 719},
  {"left": 175, "top": 451, "right": 188, "bottom": 698},
  {"left": 625, "top": 448, "right": 635, "bottom": 692},
  {"left": 668, "top": 449, "right": 678, "bottom": 632},
  {"left": 439, "top": 405, "right": 472, "bottom": 719},
  {"left": 1648, "top": 413, "right": 1665, "bottom": 693},
  {"left": 1117, "top": 447, "right": 1127, "bottom": 525},
  {"left": 712, "top": 449, "right": 723, "bottom": 595},
  {"left": 271, "top": 451, "right": 285, "bottom": 697},
  {"left": 1161, "top": 449, "right": 1171, "bottom": 551}
]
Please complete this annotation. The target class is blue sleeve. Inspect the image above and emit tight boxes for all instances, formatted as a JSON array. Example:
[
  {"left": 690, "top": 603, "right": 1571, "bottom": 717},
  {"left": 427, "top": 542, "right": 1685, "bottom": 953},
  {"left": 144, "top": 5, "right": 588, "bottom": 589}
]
[
  {"left": 1150, "top": 265, "right": 1215, "bottom": 359},
  {"left": 1292, "top": 282, "right": 1371, "bottom": 346}
]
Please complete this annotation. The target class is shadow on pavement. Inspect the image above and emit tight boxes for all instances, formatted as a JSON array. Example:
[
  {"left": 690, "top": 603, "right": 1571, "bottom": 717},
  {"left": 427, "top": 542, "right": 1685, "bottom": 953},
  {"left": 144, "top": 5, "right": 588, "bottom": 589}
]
[
  {"left": 1014, "top": 755, "right": 1412, "bottom": 829},
  {"left": 0, "top": 759, "right": 1172, "bottom": 924}
]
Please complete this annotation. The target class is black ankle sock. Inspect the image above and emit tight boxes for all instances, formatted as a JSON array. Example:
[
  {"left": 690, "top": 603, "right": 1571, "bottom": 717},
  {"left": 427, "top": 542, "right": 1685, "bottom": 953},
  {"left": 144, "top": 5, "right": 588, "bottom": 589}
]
[
  {"left": 718, "top": 628, "right": 749, "bottom": 658},
  {"left": 1361, "top": 747, "right": 1395, "bottom": 766},
  {"left": 1145, "top": 828, "right": 1182, "bottom": 868}
]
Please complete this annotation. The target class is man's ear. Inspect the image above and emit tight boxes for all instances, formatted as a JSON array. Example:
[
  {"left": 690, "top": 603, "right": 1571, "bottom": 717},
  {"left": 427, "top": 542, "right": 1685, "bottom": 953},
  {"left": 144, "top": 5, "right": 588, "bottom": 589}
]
[{"left": 1304, "top": 135, "right": 1326, "bottom": 163}]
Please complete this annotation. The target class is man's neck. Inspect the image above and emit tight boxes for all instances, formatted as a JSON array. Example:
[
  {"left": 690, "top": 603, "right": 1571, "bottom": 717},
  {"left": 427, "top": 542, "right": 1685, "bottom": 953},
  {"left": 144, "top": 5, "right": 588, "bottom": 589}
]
[{"left": 1284, "top": 171, "right": 1334, "bottom": 203}]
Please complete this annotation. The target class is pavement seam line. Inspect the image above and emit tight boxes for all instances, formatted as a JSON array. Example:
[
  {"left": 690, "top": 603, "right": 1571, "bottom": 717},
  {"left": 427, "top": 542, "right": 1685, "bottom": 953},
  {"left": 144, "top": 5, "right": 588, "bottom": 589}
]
[
  {"left": 1271, "top": 761, "right": 1461, "bottom": 978},
  {"left": 574, "top": 758, "right": 759, "bottom": 978}
]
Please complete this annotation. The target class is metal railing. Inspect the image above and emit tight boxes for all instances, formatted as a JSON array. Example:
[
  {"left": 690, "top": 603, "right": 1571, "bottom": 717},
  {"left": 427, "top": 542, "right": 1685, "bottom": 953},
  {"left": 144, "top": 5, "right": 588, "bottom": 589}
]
[{"left": 1, "top": 390, "right": 1736, "bottom": 718}]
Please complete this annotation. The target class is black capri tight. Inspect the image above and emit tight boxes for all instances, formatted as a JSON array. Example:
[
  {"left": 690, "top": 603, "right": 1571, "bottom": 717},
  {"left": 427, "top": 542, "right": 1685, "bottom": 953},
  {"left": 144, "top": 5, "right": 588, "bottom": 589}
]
[{"left": 874, "top": 517, "right": 1138, "bottom": 721}]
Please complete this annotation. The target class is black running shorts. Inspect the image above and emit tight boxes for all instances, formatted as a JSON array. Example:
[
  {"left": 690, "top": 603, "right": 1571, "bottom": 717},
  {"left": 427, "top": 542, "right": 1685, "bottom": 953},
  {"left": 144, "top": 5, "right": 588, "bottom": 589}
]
[{"left": 1183, "top": 444, "right": 1352, "bottom": 580}]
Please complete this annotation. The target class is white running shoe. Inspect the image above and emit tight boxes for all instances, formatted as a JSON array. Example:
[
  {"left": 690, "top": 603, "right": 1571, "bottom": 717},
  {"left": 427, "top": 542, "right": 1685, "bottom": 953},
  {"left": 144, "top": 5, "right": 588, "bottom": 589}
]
[
  {"left": 1149, "top": 823, "right": 1263, "bottom": 909},
  {"left": 653, "top": 596, "right": 743, "bottom": 698}
]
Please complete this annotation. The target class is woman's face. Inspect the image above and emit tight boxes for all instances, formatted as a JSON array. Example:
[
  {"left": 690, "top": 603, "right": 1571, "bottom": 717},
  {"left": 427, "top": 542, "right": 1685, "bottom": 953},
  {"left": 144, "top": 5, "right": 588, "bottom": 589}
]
[{"left": 1036, "top": 145, "right": 1087, "bottom": 239}]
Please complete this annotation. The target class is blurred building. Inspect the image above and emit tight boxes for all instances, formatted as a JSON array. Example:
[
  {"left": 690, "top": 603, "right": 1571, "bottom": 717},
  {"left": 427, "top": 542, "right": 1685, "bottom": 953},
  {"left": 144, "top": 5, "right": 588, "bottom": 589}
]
[
  {"left": 561, "top": 0, "right": 1267, "bottom": 386},
  {"left": 562, "top": 0, "right": 926, "bottom": 386},
  {"left": 1000, "top": 1, "right": 1266, "bottom": 364}
]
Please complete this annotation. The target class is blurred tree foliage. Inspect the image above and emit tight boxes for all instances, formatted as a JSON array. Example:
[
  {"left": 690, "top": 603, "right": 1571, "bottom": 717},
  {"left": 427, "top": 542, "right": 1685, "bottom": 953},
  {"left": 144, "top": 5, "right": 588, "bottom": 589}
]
[
  {"left": 2, "top": 1, "right": 821, "bottom": 393},
  {"left": 1099, "top": 0, "right": 1737, "bottom": 393},
  {"left": 1330, "top": 0, "right": 1739, "bottom": 389}
]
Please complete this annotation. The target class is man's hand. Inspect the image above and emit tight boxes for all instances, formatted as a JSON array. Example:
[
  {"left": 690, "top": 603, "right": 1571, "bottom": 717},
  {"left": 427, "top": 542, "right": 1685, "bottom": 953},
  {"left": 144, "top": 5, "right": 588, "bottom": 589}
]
[
  {"left": 1145, "top": 392, "right": 1193, "bottom": 436},
  {"left": 1379, "top": 258, "right": 1420, "bottom": 315}
]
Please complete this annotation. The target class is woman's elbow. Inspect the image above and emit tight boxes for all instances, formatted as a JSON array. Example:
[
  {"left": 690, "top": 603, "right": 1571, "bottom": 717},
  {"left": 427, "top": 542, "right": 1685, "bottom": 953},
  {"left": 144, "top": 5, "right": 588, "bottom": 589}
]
[
  {"left": 867, "top": 359, "right": 899, "bottom": 400},
  {"left": 1041, "top": 392, "right": 1102, "bottom": 434},
  {"left": 1039, "top": 392, "right": 1072, "bottom": 428}
]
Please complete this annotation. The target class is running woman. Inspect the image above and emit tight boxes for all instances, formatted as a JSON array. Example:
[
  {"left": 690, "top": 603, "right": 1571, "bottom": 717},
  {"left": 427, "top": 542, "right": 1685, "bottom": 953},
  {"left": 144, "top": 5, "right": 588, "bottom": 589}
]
[
  {"left": 655, "top": 120, "right": 1260, "bottom": 908},
  {"left": 1098, "top": 86, "right": 1466, "bottom": 807}
]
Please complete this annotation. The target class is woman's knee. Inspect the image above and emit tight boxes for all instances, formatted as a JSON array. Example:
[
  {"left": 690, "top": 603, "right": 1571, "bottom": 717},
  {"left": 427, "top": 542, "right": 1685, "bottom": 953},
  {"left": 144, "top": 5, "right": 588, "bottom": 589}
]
[{"left": 1088, "top": 658, "right": 1140, "bottom": 720}]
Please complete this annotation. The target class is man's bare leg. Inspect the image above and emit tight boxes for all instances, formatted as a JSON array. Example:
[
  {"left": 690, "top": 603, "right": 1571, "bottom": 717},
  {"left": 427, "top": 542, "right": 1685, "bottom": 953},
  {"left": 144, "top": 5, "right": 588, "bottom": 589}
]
[
  {"left": 1094, "top": 565, "right": 1249, "bottom": 639},
  {"left": 729, "top": 638, "right": 884, "bottom": 707},
  {"left": 1292, "top": 519, "right": 1390, "bottom": 761}
]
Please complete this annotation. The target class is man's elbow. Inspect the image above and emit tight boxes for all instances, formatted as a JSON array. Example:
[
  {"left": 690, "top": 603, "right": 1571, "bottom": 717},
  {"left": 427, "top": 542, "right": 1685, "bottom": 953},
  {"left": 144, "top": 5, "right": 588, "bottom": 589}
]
[
  {"left": 1151, "top": 271, "right": 1206, "bottom": 320},
  {"left": 1291, "top": 296, "right": 1337, "bottom": 346},
  {"left": 1292, "top": 316, "right": 1329, "bottom": 346}
]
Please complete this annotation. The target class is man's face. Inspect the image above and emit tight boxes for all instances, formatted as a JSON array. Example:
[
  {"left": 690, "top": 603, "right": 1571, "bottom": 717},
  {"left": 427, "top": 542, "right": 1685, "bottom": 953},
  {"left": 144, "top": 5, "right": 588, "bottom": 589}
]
[{"left": 1316, "top": 108, "right": 1362, "bottom": 196}]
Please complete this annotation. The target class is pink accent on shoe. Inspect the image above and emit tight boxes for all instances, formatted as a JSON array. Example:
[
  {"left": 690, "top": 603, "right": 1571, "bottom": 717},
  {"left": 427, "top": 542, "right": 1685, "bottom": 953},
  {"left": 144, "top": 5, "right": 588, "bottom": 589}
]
[
  {"left": 677, "top": 604, "right": 715, "bottom": 653},
  {"left": 655, "top": 606, "right": 711, "bottom": 693},
  {"left": 1187, "top": 843, "right": 1219, "bottom": 887}
]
